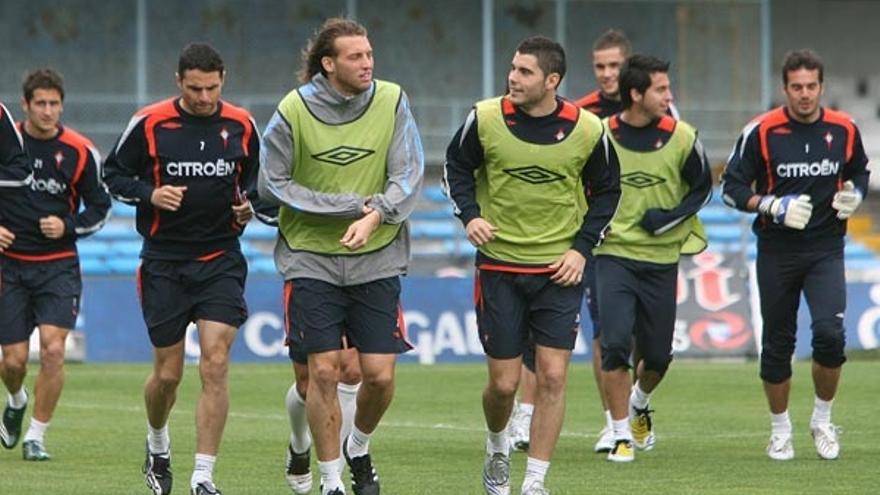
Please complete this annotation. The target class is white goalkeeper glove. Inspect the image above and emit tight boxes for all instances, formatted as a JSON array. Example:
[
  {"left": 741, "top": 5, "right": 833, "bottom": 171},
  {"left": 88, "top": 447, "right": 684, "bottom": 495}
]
[
  {"left": 757, "top": 194, "right": 812, "bottom": 230},
  {"left": 831, "top": 180, "right": 862, "bottom": 220}
]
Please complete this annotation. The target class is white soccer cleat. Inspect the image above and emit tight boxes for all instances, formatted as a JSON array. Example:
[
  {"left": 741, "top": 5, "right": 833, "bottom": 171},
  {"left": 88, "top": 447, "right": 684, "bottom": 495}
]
[
  {"left": 507, "top": 406, "right": 531, "bottom": 453},
  {"left": 593, "top": 425, "right": 615, "bottom": 453},
  {"left": 521, "top": 479, "right": 550, "bottom": 495},
  {"left": 607, "top": 439, "right": 635, "bottom": 463},
  {"left": 482, "top": 451, "right": 511, "bottom": 495},
  {"left": 767, "top": 433, "right": 794, "bottom": 461},
  {"left": 811, "top": 423, "right": 841, "bottom": 460}
]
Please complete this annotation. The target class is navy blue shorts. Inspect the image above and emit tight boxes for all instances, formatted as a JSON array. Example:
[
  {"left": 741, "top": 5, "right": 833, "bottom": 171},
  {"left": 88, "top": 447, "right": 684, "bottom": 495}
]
[
  {"left": 595, "top": 255, "right": 678, "bottom": 372},
  {"left": 137, "top": 250, "right": 248, "bottom": 348},
  {"left": 0, "top": 256, "right": 81, "bottom": 345},
  {"left": 756, "top": 247, "right": 846, "bottom": 375},
  {"left": 475, "top": 268, "right": 583, "bottom": 360},
  {"left": 284, "top": 276, "right": 411, "bottom": 357}
]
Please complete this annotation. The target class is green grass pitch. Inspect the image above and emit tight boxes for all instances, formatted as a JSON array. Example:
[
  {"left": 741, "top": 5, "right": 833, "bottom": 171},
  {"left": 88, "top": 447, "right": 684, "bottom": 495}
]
[{"left": 0, "top": 360, "right": 876, "bottom": 494}]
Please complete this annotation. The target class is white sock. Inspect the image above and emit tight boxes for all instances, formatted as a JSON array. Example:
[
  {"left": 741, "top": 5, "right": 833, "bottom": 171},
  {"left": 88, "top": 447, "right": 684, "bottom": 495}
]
[
  {"left": 630, "top": 382, "right": 651, "bottom": 412},
  {"left": 337, "top": 382, "right": 360, "bottom": 449},
  {"left": 346, "top": 424, "right": 371, "bottom": 458},
  {"left": 286, "top": 383, "right": 312, "bottom": 454},
  {"left": 770, "top": 411, "right": 792, "bottom": 437},
  {"left": 519, "top": 402, "right": 534, "bottom": 418},
  {"left": 191, "top": 453, "right": 216, "bottom": 486},
  {"left": 7, "top": 388, "right": 27, "bottom": 409},
  {"left": 147, "top": 423, "right": 170, "bottom": 454},
  {"left": 487, "top": 429, "right": 509, "bottom": 455},
  {"left": 23, "top": 418, "right": 48, "bottom": 443},
  {"left": 612, "top": 417, "right": 632, "bottom": 441},
  {"left": 604, "top": 410, "right": 613, "bottom": 430},
  {"left": 318, "top": 458, "right": 345, "bottom": 492},
  {"left": 522, "top": 457, "right": 550, "bottom": 489},
  {"left": 811, "top": 397, "right": 834, "bottom": 427}
]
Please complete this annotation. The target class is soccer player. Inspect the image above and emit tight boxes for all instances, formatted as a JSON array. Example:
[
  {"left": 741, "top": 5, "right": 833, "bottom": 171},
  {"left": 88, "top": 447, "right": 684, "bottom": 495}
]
[
  {"left": 595, "top": 54, "right": 711, "bottom": 463},
  {"left": 104, "top": 43, "right": 272, "bottom": 495},
  {"left": 259, "top": 18, "right": 424, "bottom": 495},
  {"left": 721, "top": 49, "right": 869, "bottom": 461},
  {"left": 445, "top": 36, "right": 620, "bottom": 494},
  {"left": 0, "top": 69, "right": 111, "bottom": 461}
]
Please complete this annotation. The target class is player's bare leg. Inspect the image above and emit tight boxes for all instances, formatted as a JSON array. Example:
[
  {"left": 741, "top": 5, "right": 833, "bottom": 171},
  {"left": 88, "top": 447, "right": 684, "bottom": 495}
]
[
  {"left": 143, "top": 337, "right": 184, "bottom": 494},
  {"left": 482, "top": 356, "right": 520, "bottom": 494},
  {"left": 0, "top": 341, "right": 29, "bottom": 450},
  {"left": 521, "top": 345, "right": 571, "bottom": 492},
  {"left": 591, "top": 338, "right": 614, "bottom": 452},
  {"left": 810, "top": 363, "right": 842, "bottom": 460},
  {"left": 307, "top": 350, "right": 345, "bottom": 492},
  {"left": 21, "top": 325, "right": 69, "bottom": 460},
  {"left": 191, "top": 319, "right": 237, "bottom": 490}
]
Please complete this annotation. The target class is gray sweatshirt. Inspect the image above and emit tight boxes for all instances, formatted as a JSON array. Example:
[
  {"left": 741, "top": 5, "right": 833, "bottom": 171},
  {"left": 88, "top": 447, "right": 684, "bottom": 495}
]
[{"left": 258, "top": 74, "right": 425, "bottom": 286}]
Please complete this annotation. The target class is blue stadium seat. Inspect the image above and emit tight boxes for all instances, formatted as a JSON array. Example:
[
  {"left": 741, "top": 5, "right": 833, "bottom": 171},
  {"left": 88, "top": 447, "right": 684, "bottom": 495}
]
[
  {"left": 105, "top": 257, "right": 140, "bottom": 274},
  {"left": 845, "top": 242, "right": 875, "bottom": 260},
  {"left": 411, "top": 207, "right": 454, "bottom": 221},
  {"left": 94, "top": 223, "right": 136, "bottom": 240},
  {"left": 78, "top": 240, "right": 110, "bottom": 257},
  {"left": 422, "top": 185, "right": 449, "bottom": 204},
  {"left": 845, "top": 258, "right": 880, "bottom": 270},
  {"left": 111, "top": 202, "right": 136, "bottom": 218},
  {"left": 110, "top": 241, "right": 142, "bottom": 256},
  {"left": 249, "top": 257, "right": 278, "bottom": 275},
  {"left": 442, "top": 239, "right": 476, "bottom": 257},
  {"left": 80, "top": 258, "right": 111, "bottom": 276},
  {"left": 706, "top": 225, "right": 747, "bottom": 243},
  {"left": 243, "top": 223, "right": 277, "bottom": 240},
  {"left": 410, "top": 221, "right": 459, "bottom": 240},
  {"left": 699, "top": 206, "right": 743, "bottom": 225}
]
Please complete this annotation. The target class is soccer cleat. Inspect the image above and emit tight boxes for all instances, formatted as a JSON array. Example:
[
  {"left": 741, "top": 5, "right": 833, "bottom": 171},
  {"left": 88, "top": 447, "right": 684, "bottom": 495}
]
[
  {"left": 143, "top": 442, "right": 173, "bottom": 495},
  {"left": 286, "top": 443, "right": 313, "bottom": 494},
  {"left": 321, "top": 487, "right": 346, "bottom": 495},
  {"left": 0, "top": 401, "right": 27, "bottom": 449},
  {"left": 521, "top": 479, "right": 550, "bottom": 495},
  {"left": 507, "top": 405, "right": 530, "bottom": 453},
  {"left": 607, "top": 439, "right": 635, "bottom": 463},
  {"left": 766, "top": 433, "right": 794, "bottom": 461},
  {"left": 482, "top": 451, "right": 511, "bottom": 495},
  {"left": 593, "top": 425, "right": 615, "bottom": 453},
  {"left": 811, "top": 423, "right": 841, "bottom": 460},
  {"left": 22, "top": 440, "right": 51, "bottom": 461},
  {"left": 630, "top": 406, "right": 656, "bottom": 451},
  {"left": 343, "top": 437, "right": 380, "bottom": 495},
  {"left": 190, "top": 480, "right": 222, "bottom": 495}
]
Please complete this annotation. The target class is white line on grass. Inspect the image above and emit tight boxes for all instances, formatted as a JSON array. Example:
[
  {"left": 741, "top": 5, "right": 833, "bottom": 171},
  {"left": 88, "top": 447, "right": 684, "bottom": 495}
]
[{"left": 63, "top": 401, "right": 830, "bottom": 440}]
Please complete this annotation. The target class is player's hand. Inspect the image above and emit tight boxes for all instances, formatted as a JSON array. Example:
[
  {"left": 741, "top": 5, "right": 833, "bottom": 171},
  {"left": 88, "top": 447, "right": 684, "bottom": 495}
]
[
  {"left": 232, "top": 200, "right": 254, "bottom": 225},
  {"left": 39, "top": 215, "right": 66, "bottom": 239},
  {"left": 832, "top": 180, "right": 862, "bottom": 220},
  {"left": 549, "top": 249, "right": 586, "bottom": 287},
  {"left": 0, "top": 225, "right": 15, "bottom": 251},
  {"left": 340, "top": 210, "right": 381, "bottom": 251},
  {"left": 465, "top": 217, "right": 497, "bottom": 246},
  {"left": 757, "top": 194, "right": 812, "bottom": 230},
  {"left": 150, "top": 185, "right": 187, "bottom": 211}
]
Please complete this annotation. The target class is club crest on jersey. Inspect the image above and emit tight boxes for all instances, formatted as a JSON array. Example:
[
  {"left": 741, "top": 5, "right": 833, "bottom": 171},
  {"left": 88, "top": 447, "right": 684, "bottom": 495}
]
[
  {"left": 220, "top": 127, "right": 230, "bottom": 149},
  {"left": 54, "top": 151, "right": 64, "bottom": 169},
  {"left": 824, "top": 131, "right": 834, "bottom": 150}
]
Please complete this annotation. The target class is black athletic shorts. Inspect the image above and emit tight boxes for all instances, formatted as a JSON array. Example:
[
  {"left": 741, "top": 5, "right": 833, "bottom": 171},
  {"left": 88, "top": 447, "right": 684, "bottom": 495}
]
[
  {"left": 0, "top": 256, "right": 81, "bottom": 345},
  {"left": 595, "top": 255, "right": 678, "bottom": 371},
  {"left": 584, "top": 253, "right": 601, "bottom": 339},
  {"left": 137, "top": 250, "right": 248, "bottom": 348},
  {"left": 475, "top": 267, "right": 584, "bottom": 360},
  {"left": 284, "top": 276, "right": 411, "bottom": 357}
]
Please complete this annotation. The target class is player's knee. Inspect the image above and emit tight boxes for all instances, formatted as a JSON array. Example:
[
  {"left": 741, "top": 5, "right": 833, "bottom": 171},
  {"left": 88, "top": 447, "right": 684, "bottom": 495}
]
[
  {"left": 362, "top": 367, "right": 394, "bottom": 392},
  {"left": 154, "top": 371, "right": 183, "bottom": 392},
  {"left": 641, "top": 353, "right": 672, "bottom": 377},
  {"left": 1, "top": 355, "right": 27, "bottom": 377},
  {"left": 487, "top": 376, "right": 519, "bottom": 400},
  {"left": 339, "top": 366, "right": 362, "bottom": 385},
  {"left": 39, "top": 340, "right": 66, "bottom": 369},
  {"left": 759, "top": 351, "right": 792, "bottom": 384},
  {"left": 600, "top": 344, "right": 630, "bottom": 371},
  {"left": 310, "top": 361, "right": 340, "bottom": 388},
  {"left": 812, "top": 320, "right": 846, "bottom": 368},
  {"left": 536, "top": 367, "right": 566, "bottom": 394}
]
